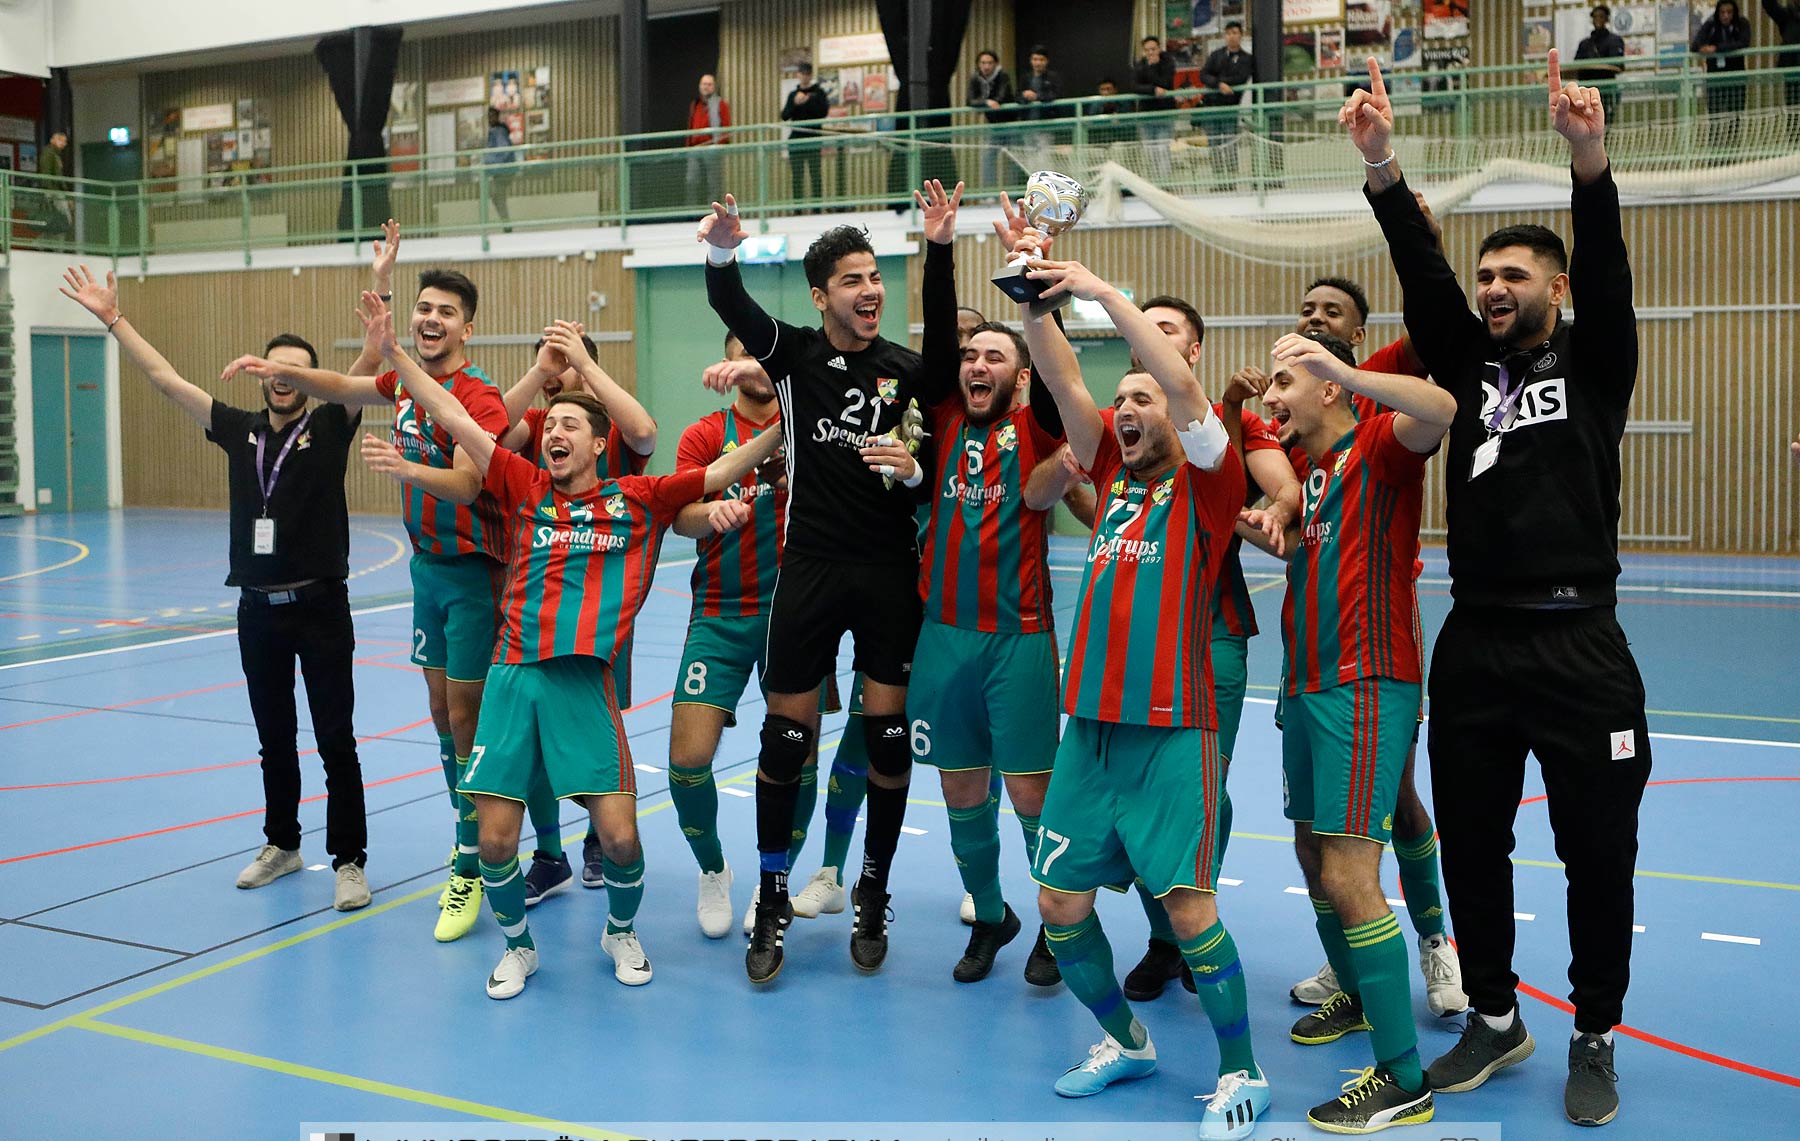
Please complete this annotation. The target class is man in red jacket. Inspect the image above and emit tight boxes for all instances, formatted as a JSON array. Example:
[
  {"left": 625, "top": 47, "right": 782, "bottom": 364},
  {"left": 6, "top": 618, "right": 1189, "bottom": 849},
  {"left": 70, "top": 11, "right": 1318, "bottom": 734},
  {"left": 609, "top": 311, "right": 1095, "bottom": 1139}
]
[{"left": 687, "top": 74, "right": 732, "bottom": 206}]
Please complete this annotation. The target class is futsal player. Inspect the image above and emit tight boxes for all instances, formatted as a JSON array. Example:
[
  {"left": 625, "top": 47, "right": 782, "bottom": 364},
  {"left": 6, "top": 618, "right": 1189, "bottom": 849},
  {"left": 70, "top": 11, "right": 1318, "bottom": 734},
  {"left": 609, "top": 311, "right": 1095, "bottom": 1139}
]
[
  {"left": 698, "top": 191, "right": 959, "bottom": 982},
  {"left": 355, "top": 291, "right": 781, "bottom": 997},
  {"left": 1346, "top": 53, "right": 1649, "bottom": 1127},
  {"left": 1245, "top": 331, "right": 1457, "bottom": 1133},
  {"left": 225, "top": 253, "right": 506, "bottom": 945},
  {"left": 1014, "top": 253, "right": 1270, "bottom": 1138},
  {"left": 60, "top": 267, "right": 371, "bottom": 911}
]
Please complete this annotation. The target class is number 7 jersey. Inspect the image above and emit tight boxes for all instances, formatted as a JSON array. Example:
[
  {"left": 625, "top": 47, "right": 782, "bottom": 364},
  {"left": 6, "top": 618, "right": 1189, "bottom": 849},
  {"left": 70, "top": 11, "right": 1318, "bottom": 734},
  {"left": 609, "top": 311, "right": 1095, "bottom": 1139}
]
[{"left": 1064, "top": 408, "right": 1246, "bottom": 728}]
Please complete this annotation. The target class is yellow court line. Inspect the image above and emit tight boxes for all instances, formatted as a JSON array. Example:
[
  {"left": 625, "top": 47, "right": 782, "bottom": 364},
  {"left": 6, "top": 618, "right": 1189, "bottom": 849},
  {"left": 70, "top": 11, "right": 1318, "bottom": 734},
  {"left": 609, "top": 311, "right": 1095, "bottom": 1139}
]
[
  {"left": 347, "top": 525, "right": 411, "bottom": 581},
  {"left": 0, "top": 535, "right": 90, "bottom": 584},
  {"left": 72, "top": 1019, "right": 631, "bottom": 1141}
]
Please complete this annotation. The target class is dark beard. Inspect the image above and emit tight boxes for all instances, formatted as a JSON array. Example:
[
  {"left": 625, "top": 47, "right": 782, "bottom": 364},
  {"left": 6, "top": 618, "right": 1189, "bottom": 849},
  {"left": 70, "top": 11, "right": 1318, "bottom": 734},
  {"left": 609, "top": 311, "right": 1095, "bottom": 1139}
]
[
  {"left": 1497, "top": 295, "right": 1554, "bottom": 348},
  {"left": 962, "top": 379, "right": 1017, "bottom": 428},
  {"left": 264, "top": 391, "right": 306, "bottom": 417}
]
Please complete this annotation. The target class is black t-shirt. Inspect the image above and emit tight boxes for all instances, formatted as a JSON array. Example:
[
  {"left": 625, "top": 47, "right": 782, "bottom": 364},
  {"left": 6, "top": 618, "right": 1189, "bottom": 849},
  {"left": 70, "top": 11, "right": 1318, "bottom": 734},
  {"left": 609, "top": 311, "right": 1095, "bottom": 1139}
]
[{"left": 206, "top": 400, "right": 360, "bottom": 587}]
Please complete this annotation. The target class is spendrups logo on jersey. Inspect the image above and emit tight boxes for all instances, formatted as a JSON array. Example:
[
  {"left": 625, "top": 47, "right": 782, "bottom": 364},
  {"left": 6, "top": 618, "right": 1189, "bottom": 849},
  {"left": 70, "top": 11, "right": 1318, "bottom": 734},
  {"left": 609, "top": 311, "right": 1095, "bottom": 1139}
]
[
  {"left": 1303, "top": 468, "right": 1335, "bottom": 548},
  {"left": 1089, "top": 487, "right": 1162, "bottom": 566},
  {"left": 1480, "top": 368, "right": 1569, "bottom": 432}
]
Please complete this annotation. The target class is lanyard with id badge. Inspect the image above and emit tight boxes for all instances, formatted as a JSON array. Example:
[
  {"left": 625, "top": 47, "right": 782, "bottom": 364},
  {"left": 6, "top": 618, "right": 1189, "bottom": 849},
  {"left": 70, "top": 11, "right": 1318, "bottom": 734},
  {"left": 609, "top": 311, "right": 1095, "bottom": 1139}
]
[
  {"left": 252, "top": 409, "right": 315, "bottom": 554},
  {"left": 1471, "top": 361, "right": 1525, "bottom": 481}
]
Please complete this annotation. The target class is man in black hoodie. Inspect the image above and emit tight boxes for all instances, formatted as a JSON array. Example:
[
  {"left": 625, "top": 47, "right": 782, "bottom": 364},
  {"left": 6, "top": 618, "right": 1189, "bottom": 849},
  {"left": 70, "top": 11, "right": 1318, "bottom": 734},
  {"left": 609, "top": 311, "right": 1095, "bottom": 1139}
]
[
  {"left": 781, "top": 62, "right": 831, "bottom": 206},
  {"left": 1342, "top": 50, "right": 1648, "bottom": 1130},
  {"left": 1765, "top": 0, "right": 1800, "bottom": 131}
]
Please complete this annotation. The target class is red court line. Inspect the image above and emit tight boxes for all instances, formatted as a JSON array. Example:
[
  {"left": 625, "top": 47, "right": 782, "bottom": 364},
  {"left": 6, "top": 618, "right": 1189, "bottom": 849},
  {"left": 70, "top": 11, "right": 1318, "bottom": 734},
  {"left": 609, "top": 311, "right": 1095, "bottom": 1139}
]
[
  {"left": 0, "top": 680, "right": 249, "bottom": 733},
  {"left": 0, "top": 717, "right": 434, "bottom": 794},
  {"left": 1519, "top": 775, "right": 1800, "bottom": 807},
  {"left": 625, "top": 689, "right": 674, "bottom": 713}
]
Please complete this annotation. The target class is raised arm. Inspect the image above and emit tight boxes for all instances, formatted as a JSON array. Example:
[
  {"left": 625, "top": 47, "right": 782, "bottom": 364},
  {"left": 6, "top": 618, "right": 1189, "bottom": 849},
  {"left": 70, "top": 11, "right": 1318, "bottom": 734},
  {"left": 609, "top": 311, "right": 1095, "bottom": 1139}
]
[
  {"left": 60, "top": 266, "right": 212, "bottom": 429},
  {"left": 702, "top": 422, "right": 783, "bottom": 496},
  {"left": 914, "top": 179, "right": 966, "bottom": 406},
  {"left": 1017, "top": 305, "right": 1103, "bottom": 470},
  {"left": 350, "top": 218, "right": 402, "bottom": 377},
  {"left": 1024, "top": 442, "right": 1086, "bottom": 512},
  {"left": 1272, "top": 333, "right": 1455, "bottom": 454},
  {"left": 360, "top": 432, "right": 483, "bottom": 505},
  {"left": 346, "top": 292, "right": 500, "bottom": 475},
  {"left": 502, "top": 340, "right": 563, "bottom": 428},
  {"left": 698, "top": 194, "right": 783, "bottom": 362},
  {"left": 546, "top": 320, "right": 658, "bottom": 457}
]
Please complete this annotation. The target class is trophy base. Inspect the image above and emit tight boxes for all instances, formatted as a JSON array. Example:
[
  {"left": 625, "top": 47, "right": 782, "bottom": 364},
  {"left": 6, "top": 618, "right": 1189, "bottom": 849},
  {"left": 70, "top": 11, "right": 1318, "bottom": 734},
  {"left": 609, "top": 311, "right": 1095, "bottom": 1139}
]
[{"left": 991, "top": 261, "right": 1075, "bottom": 320}]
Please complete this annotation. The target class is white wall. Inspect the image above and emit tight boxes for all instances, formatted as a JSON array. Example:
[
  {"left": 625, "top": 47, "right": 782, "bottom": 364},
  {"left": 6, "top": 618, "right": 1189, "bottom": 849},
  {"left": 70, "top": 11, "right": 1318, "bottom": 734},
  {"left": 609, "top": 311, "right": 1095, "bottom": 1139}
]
[
  {"left": 47, "top": 0, "right": 610, "bottom": 68},
  {"left": 0, "top": 0, "right": 51, "bottom": 78},
  {"left": 5, "top": 251, "right": 125, "bottom": 511}
]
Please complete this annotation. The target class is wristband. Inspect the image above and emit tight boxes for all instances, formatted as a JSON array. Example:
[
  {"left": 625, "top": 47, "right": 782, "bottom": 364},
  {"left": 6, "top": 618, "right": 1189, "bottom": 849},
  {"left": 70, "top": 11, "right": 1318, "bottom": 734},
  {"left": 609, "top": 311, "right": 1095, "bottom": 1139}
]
[
  {"left": 1363, "top": 151, "right": 1396, "bottom": 169},
  {"left": 105, "top": 313, "right": 124, "bottom": 332},
  {"left": 901, "top": 462, "right": 924, "bottom": 489},
  {"left": 706, "top": 243, "right": 737, "bottom": 267}
]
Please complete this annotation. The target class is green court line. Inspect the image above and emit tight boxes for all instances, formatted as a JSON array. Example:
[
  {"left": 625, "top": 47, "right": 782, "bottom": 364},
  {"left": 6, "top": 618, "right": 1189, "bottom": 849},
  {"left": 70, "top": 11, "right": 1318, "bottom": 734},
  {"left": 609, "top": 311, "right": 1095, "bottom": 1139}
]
[{"left": 72, "top": 1018, "right": 631, "bottom": 1141}]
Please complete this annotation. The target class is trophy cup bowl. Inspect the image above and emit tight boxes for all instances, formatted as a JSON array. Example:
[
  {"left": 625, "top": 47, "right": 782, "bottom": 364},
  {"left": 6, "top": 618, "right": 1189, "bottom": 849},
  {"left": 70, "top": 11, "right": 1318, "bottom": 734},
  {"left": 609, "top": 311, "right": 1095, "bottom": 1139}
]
[{"left": 991, "top": 171, "right": 1090, "bottom": 318}]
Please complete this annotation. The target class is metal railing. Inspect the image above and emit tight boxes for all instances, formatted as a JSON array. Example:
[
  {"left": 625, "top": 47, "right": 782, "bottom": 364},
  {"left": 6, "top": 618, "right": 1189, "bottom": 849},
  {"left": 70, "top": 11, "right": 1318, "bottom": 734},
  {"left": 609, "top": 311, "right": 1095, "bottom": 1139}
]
[{"left": 3, "top": 48, "right": 1795, "bottom": 264}]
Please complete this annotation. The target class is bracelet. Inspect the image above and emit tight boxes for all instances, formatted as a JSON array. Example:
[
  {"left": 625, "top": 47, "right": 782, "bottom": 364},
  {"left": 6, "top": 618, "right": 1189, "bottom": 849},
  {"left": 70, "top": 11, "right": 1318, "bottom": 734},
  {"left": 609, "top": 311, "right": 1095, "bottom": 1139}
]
[
  {"left": 105, "top": 313, "right": 124, "bottom": 332},
  {"left": 377, "top": 293, "right": 392, "bottom": 302},
  {"left": 1363, "top": 151, "right": 1396, "bottom": 169}
]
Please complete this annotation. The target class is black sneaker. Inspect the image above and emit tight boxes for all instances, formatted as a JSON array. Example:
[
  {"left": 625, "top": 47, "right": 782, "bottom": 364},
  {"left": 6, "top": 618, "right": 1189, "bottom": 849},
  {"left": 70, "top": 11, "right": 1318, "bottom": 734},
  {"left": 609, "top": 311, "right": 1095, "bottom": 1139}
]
[
  {"left": 1291, "top": 990, "right": 1373, "bottom": 1044},
  {"left": 1023, "top": 924, "right": 1062, "bottom": 987},
  {"left": 1565, "top": 1033, "right": 1619, "bottom": 1126},
  {"left": 745, "top": 897, "right": 793, "bottom": 985},
  {"left": 953, "top": 903, "right": 1022, "bottom": 983},
  {"left": 1122, "top": 938, "right": 1189, "bottom": 1001},
  {"left": 522, "top": 851, "right": 572, "bottom": 908},
  {"left": 580, "top": 832, "right": 605, "bottom": 888},
  {"left": 849, "top": 878, "right": 892, "bottom": 972},
  {"left": 1306, "top": 1067, "right": 1434, "bottom": 1133},
  {"left": 1427, "top": 1012, "right": 1535, "bottom": 1092}
]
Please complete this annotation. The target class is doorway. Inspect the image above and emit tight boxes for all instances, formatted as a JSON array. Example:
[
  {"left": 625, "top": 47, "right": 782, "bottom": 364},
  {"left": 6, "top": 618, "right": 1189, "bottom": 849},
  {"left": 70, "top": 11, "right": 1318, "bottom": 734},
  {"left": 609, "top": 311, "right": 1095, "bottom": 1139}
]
[{"left": 30, "top": 332, "right": 110, "bottom": 512}]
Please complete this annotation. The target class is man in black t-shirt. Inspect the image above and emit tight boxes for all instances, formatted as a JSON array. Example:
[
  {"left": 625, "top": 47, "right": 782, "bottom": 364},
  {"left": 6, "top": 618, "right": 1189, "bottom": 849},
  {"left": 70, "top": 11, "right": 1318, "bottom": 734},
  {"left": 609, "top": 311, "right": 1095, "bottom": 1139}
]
[
  {"left": 58, "top": 265, "right": 370, "bottom": 912},
  {"left": 698, "top": 189, "right": 959, "bottom": 983}
]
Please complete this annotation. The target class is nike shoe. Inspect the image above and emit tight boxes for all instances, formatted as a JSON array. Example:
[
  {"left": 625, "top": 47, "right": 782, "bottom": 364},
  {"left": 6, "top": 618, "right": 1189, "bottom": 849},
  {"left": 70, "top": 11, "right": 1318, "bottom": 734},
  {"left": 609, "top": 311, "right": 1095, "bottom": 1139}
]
[
  {"left": 601, "top": 929, "right": 653, "bottom": 986},
  {"left": 433, "top": 873, "right": 483, "bottom": 943},
  {"left": 1053, "top": 1032, "right": 1157, "bottom": 1098},
  {"left": 1306, "top": 1066, "right": 1433, "bottom": 1133},
  {"left": 791, "top": 867, "right": 846, "bottom": 918},
  {"left": 1197, "top": 1068, "right": 1273, "bottom": 1139},
  {"left": 1291, "top": 990, "right": 1372, "bottom": 1045},
  {"left": 235, "top": 845, "right": 302, "bottom": 889},
  {"left": 1291, "top": 960, "right": 1341, "bottom": 1005},
  {"left": 485, "top": 945, "right": 538, "bottom": 1000},
  {"left": 696, "top": 864, "right": 733, "bottom": 939},
  {"left": 522, "top": 851, "right": 573, "bottom": 907},
  {"left": 1428, "top": 1012, "right": 1535, "bottom": 1093},
  {"left": 1418, "top": 934, "right": 1468, "bottom": 1016}
]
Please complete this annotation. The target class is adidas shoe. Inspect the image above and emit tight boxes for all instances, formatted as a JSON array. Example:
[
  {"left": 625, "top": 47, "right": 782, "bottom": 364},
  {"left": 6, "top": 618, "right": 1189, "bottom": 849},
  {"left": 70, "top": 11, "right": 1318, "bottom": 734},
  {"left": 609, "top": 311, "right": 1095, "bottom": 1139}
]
[
  {"left": 959, "top": 891, "right": 976, "bottom": 925},
  {"left": 746, "top": 897, "right": 793, "bottom": 984},
  {"left": 433, "top": 873, "right": 483, "bottom": 942},
  {"left": 1197, "top": 1067, "right": 1273, "bottom": 1139},
  {"left": 953, "top": 903, "right": 1022, "bottom": 983},
  {"left": 332, "top": 863, "right": 371, "bottom": 911},
  {"left": 235, "top": 845, "right": 302, "bottom": 889},
  {"left": 1123, "top": 937, "right": 1192, "bottom": 1001},
  {"left": 791, "top": 867, "right": 846, "bottom": 918},
  {"left": 1291, "top": 990, "right": 1372, "bottom": 1045},
  {"left": 850, "top": 878, "right": 892, "bottom": 972},
  {"left": 601, "top": 929, "right": 653, "bottom": 986},
  {"left": 697, "top": 864, "right": 733, "bottom": 939},
  {"left": 522, "top": 851, "right": 573, "bottom": 907},
  {"left": 1291, "top": 960, "right": 1341, "bottom": 1005},
  {"left": 1306, "top": 1067, "right": 1434, "bottom": 1133},
  {"left": 1419, "top": 934, "right": 1469, "bottom": 1016},
  {"left": 485, "top": 945, "right": 538, "bottom": 1000},
  {"left": 1565, "top": 1033, "right": 1619, "bottom": 1127},
  {"left": 1053, "top": 1032, "right": 1157, "bottom": 1098},
  {"left": 1427, "top": 1011, "right": 1534, "bottom": 1093}
]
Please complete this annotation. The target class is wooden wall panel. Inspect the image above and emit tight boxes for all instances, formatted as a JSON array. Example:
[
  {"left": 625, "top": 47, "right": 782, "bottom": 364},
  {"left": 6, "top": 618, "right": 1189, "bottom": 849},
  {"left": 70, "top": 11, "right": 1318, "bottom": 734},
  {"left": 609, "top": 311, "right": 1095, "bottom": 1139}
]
[{"left": 120, "top": 251, "right": 634, "bottom": 515}]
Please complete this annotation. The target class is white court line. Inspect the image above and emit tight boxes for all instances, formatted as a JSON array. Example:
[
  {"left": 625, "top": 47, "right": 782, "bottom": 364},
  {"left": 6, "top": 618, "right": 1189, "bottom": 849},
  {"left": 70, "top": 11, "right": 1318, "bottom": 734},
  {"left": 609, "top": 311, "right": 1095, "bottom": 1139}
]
[
  {"left": 633, "top": 764, "right": 662, "bottom": 775},
  {"left": 1633, "top": 925, "right": 1646, "bottom": 933},
  {"left": 1218, "top": 877, "right": 1244, "bottom": 887},
  {"left": 900, "top": 825, "right": 929, "bottom": 836},
  {"left": 0, "top": 602, "right": 411, "bottom": 672},
  {"left": 1701, "top": 932, "right": 1761, "bottom": 946},
  {"left": 1283, "top": 886, "right": 1310, "bottom": 896},
  {"left": 719, "top": 787, "right": 753, "bottom": 798},
  {"left": 56, "top": 628, "right": 79, "bottom": 635},
  {"left": 1515, "top": 912, "right": 1537, "bottom": 921},
  {"left": 1386, "top": 897, "right": 1406, "bottom": 907}
]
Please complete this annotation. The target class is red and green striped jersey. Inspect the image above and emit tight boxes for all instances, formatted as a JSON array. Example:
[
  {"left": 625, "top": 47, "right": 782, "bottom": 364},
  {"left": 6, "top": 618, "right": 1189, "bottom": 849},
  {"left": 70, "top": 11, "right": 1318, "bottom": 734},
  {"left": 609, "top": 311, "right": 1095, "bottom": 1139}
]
[
  {"left": 1212, "top": 405, "right": 1286, "bottom": 640},
  {"left": 376, "top": 364, "right": 509, "bottom": 559},
  {"left": 484, "top": 447, "right": 705, "bottom": 666},
  {"left": 1064, "top": 408, "right": 1246, "bottom": 728},
  {"left": 1281, "top": 413, "right": 1428, "bottom": 695},
  {"left": 919, "top": 403, "right": 1062, "bottom": 634},
  {"left": 520, "top": 406, "right": 653, "bottom": 479},
  {"left": 678, "top": 406, "right": 785, "bottom": 619}
]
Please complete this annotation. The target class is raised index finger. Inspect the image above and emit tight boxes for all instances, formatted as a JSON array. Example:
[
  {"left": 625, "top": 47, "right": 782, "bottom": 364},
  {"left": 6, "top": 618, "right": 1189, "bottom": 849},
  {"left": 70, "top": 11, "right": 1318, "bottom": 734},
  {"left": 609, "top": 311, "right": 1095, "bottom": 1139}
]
[
  {"left": 1368, "top": 58, "right": 1387, "bottom": 103},
  {"left": 1547, "top": 48, "right": 1563, "bottom": 102}
]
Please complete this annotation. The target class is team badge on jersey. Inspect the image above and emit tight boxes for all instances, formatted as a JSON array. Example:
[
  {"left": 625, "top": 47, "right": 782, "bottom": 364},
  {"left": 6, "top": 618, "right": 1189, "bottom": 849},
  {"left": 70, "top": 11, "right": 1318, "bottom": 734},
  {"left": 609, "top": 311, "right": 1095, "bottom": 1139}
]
[
  {"left": 604, "top": 494, "right": 627, "bottom": 519},
  {"left": 995, "top": 422, "right": 1017, "bottom": 452},
  {"left": 1333, "top": 452, "right": 1350, "bottom": 476},
  {"left": 1151, "top": 476, "right": 1175, "bottom": 506},
  {"left": 877, "top": 378, "right": 899, "bottom": 403},
  {"left": 295, "top": 431, "right": 312, "bottom": 451}
]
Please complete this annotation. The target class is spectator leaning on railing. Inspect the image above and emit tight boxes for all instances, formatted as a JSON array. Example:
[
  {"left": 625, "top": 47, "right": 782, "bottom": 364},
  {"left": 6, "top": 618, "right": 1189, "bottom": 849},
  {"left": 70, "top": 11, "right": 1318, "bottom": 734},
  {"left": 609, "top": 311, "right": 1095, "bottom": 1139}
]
[
  {"left": 686, "top": 73, "right": 732, "bottom": 205},
  {"left": 35, "top": 130, "right": 73, "bottom": 243},
  {"left": 1692, "top": 0, "right": 1753, "bottom": 132},
  {"left": 1133, "top": 35, "right": 1178, "bottom": 179},
  {"left": 1199, "top": 23, "right": 1257, "bottom": 187},
  {"left": 1572, "top": 6, "right": 1627, "bottom": 121},
  {"left": 1765, "top": 0, "right": 1800, "bottom": 128},
  {"left": 966, "top": 49, "right": 1017, "bottom": 189},
  {"left": 781, "top": 62, "right": 831, "bottom": 206}
]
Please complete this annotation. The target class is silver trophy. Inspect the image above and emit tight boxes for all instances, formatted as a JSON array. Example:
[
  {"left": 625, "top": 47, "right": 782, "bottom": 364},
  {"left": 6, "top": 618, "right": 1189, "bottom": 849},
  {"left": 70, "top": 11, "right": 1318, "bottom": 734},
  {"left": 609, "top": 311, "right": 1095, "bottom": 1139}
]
[{"left": 991, "top": 170, "right": 1091, "bottom": 318}]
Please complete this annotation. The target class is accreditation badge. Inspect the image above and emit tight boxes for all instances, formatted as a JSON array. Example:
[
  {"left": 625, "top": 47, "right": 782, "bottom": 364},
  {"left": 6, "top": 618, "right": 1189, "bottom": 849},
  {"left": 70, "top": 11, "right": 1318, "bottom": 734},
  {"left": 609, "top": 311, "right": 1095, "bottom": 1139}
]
[{"left": 253, "top": 517, "right": 276, "bottom": 554}]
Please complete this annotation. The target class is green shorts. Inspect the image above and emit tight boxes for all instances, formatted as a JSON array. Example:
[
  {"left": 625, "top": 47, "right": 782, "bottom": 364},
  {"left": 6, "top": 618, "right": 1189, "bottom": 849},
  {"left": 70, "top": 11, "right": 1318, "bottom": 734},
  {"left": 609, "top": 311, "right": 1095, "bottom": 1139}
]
[
  {"left": 461, "top": 656, "right": 635, "bottom": 803},
  {"left": 1033, "top": 716, "right": 1225, "bottom": 898},
  {"left": 673, "top": 614, "right": 841, "bottom": 727},
  {"left": 1281, "top": 677, "right": 1421, "bottom": 844},
  {"left": 409, "top": 551, "right": 500, "bottom": 683},
  {"left": 908, "top": 621, "right": 1059, "bottom": 775},
  {"left": 1212, "top": 632, "right": 1249, "bottom": 764},
  {"left": 614, "top": 631, "right": 634, "bottom": 709}
]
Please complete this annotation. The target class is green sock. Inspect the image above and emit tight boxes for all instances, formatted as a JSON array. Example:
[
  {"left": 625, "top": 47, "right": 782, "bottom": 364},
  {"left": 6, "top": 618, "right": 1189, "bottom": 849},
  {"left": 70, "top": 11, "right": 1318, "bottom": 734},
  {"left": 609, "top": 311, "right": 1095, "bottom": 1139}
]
[
  {"left": 1045, "top": 912, "right": 1145, "bottom": 1050},
  {"left": 947, "top": 800, "right": 1005, "bottom": 924},
  {"left": 452, "top": 756, "right": 479, "bottom": 877},
  {"left": 1136, "top": 880, "right": 1177, "bottom": 945},
  {"left": 437, "top": 733, "right": 458, "bottom": 808},
  {"left": 524, "top": 771, "right": 564, "bottom": 860},
  {"left": 1345, "top": 912, "right": 1423, "bottom": 1090},
  {"left": 1393, "top": 828, "right": 1447, "bottom": 939},
  {"left": 668, "top": 764, "right": 724, "bottom": 874},
  {"left": 479, "top": 856, "right": 532, "bottom": 950},
  {"left": 1016, "top": 811, "right": 1042, "bottom": 869},
  {"left": 820, "top": 748, "right": 868, "bottom": 883},
  {"left": 788, "top": 765, "right": 819, "bottom": 870},
  {"left": 603, "top": 855, "right": 645, "bottom": 934},
  {"left": 1215, "top": 787, "right": 1235, "bottom": 868},
  {"left": 1313, "top": 896, "right": 1361, "bottom": 995},
  {"left": 1180, "top": 920, "right": 1258, "bottom": 1076}
]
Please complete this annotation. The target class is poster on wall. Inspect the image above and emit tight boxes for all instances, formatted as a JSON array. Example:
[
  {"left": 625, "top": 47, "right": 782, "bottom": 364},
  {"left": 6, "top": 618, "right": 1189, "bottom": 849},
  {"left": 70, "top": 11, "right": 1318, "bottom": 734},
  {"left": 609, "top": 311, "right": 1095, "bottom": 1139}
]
[
  {"left": 1317, "top": 26, "right": 1346, "bottom": 69},
  {"left": 1346, "top": 1, "right": 1393, "bottom": 49},
  {"left": 426, "top": 110, "right": 457, "bottom": 184},
  {"left": 426, "top": 76, "right": 485, "bottom": 108},
  {"left": 1522, "top": 10, "right": 1555, "bottom": 58},
  {"left": 813, "top": 33, "right": 900, "bottom": 126},
  {"left": 1283, "top": 30, "right": 1320, "bottom": 73},
  {"left": 523, "top": 67, "right": 551, "bottom": 159},
  {"left": 1422, "top": 0, "right": 1468, "bottom": 39},
  {"left": 1285, "top": 0, "right": 1345, "bottom": 24},
  {"left": 455, "top": 104, "right": 488, "bottom": 163},
  {"left": 1421, "top": 44, "right": 1469, "bottom": 100}
]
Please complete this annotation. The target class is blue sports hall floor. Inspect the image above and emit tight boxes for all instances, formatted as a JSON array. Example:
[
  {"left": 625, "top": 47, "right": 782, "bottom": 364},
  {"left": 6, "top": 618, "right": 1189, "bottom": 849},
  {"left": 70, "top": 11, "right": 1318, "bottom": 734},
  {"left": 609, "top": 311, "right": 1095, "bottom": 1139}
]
[{"left": 2, "top": 509, "right": 1796, "bottom": 1139}]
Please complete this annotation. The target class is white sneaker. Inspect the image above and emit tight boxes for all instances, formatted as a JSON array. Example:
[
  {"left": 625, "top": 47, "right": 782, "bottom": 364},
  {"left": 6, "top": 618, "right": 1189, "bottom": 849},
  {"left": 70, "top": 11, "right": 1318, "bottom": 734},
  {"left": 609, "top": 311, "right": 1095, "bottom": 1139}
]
[
  {"left": 1197, "top": 1067, "right": 1273, "bottom": 1139},
  {"left": 485, "top": 945, "right": 538, "bottom": 1000},
  {"left": 959, "top": 891, "right": 976, "bottom": 926},
  {"left": 602, "top": 929, "right": 653, "bottom": 986},
  {"left": 1290, "top": 961, "right": 1339, "bottom": 1005},
  {"left": 332, "top": 864, "right": 371, "bottom": 911},
  {"left": 742, "top": 883, "right": 761, "bottom": 937},
  {"left": 1420, "top": 933, "right": 1469, "bottom": 1016},
  {"left": 235, "top": 845, "right": 302, "bottom": 889},
  {"left": 697, "top": 864, "right": 733, "bottom": 939},
  {"left": 791, "top": 867, "right": 846, "bottom": 918}
]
